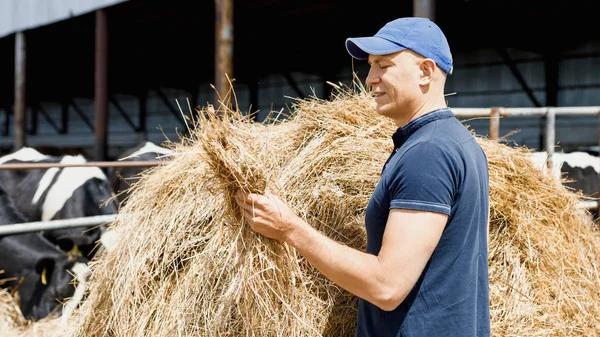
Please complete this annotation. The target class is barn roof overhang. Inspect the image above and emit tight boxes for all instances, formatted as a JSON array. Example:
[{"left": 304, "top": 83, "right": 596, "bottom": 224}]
[
  {"left": 0, "top": 0, "right": 598, "bottom": 106},
  {"left": 0, "top": 0, "right": 128, "bottom": 39}
]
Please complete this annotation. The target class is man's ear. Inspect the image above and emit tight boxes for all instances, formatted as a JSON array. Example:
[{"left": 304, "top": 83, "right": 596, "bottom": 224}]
[{"left": 419, "top": 58, "right": 437, "bottom": 85}]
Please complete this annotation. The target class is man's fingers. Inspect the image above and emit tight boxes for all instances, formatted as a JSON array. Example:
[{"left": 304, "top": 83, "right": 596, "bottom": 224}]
[
  {"left": 236, "top": 190, "right": 260, "bottom": 204},
  {"left": 236, "top": 197, "right": 261, "bottom": 216},
  {"left": 240, "top": 204, "right": 259, "bottom": 222},
  {"left": 235, "top": 197, "right": 252, "bottom": 211},
  {"left": 242, "top": 209, "right": 259, "bottom": 230},
  {"left": 242, "top": 209, "right": 253, "bottom": 222},
  {"left": 235, "top": 190, "right": 269, "bottom": 224}
]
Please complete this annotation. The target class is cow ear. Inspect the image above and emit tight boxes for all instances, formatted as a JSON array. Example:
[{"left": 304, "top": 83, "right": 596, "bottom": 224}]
[{"left": 35, "top": 258, "right": 55, "bottom": 284}]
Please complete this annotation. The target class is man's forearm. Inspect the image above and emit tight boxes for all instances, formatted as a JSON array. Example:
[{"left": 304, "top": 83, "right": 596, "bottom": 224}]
[{"left": 283, "top": 219, "right": 406, "bottom": 311}]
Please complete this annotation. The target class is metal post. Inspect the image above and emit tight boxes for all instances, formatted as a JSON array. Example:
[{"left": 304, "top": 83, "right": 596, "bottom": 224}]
[
  {"left": 544, "top": 108, "right": 555, "bottom": 171},
  {"left": 413, "top": 0, "right": 436, "bottom": 20},
  {"left": 214, "top": 0, "right": 233, "bottom": 113},
  {"left": 14, "top": 31, "right": 26, "bottom": 150},
  {"left": 0, "top": 214, "right": 116, "bottom": 236},
  {"left": 94, "top": 9, "right": 109, "bottom": 161},
  {"left": 489, "top": 108, "right": 500, "bottom": 141}
]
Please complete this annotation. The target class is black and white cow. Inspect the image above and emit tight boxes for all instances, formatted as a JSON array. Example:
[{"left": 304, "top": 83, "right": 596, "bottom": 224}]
[
  {"left": 530, "top": 150, "right": 600, "bottom": 198},
  {"left": 0, "top": 185, "right": 89, "bottom": 321},
  {"left": 109, "top": 141, "right": 173, "bottom": 207},
  {"left": 530, "top": 150, "right": 600, "bottom": 222},
  {"left": 0, "top": 147, "right": 118, "bottom": 259}
]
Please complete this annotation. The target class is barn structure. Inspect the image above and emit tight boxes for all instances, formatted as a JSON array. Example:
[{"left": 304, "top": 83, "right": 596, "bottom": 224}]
[{"left": 0, "top": 0, "right": 599, "bottom": 160}]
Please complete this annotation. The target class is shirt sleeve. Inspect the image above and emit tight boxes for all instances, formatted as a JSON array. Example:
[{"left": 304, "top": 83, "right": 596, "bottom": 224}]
[{"left": 387, "top": 141, "right": 458, "bottom": 215}]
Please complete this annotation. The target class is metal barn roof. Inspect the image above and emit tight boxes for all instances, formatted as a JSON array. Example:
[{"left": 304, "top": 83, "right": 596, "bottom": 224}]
[{"left": 0, "top": 0, "right": 127, "bottom": 39}]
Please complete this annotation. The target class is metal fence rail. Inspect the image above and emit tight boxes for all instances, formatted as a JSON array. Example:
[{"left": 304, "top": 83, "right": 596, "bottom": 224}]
[
  {"left": 1, "top": 106, "right": 599, "bottom": 234},
  {"left": 0, "top": 214, "right": 117, "bottom": 236},
  {"left": 0, "top": 160, "right": 164, "bottom": 170},
  {"left": 453, "top": 106, "right": 600, "bottom": 165},
  {"left": 453, "top": 106, "right": 600, "bottom": 212},
  {"left": 0, "top": 160, "right": 162, "bottom": 235}
]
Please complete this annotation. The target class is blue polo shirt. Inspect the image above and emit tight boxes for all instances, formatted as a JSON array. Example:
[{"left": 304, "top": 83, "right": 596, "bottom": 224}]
[{"left": 356, "top": 108, "right": 490, "bottom": 337}]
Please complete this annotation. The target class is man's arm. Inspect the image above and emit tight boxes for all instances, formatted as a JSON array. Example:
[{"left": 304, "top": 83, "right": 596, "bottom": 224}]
[{"left": 235, "top": 192, "right": 447, "bottom": 311}]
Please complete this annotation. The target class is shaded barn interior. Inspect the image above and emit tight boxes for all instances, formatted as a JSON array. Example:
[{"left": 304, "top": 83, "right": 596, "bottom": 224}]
[{"left": 1, "top": 0, "right": 599, "bottom": 159}]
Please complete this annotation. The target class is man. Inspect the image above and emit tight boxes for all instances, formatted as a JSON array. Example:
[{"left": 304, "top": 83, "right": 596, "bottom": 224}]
[{"left": 235, "top": 17, "right": 490, "bottom": 337}]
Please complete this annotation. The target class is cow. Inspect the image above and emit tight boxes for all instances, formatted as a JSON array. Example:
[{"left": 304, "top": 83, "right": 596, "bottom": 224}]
[
  {"left": 529, "top": 150, "right": 600, "bottom": 220},
  {"left": 530, "top": 151, "right": 600, "bottom": 197},
  {"left": 0, "top": 147, "right": 118, "bottom": 259},
  {"left": 109, "top": 141, "right": 173, "bottom": 207},
  {"left": 0, "top": 185, "right": 89, "bottom": 321}
]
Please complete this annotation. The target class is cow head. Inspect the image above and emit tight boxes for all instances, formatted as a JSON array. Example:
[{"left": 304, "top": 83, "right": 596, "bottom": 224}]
[
  {"left": 27, "top": 155, "right": 118, "bottom": 258},
  {"left": 26, "top": 254, "right": 89, "bottom": 320},
  {"left": 46, "top": 175, "right": 118, "bottom": 259},
  {"left": 0, "top": 169, "right": 91, "bottom": 322},
  {"left": 4, "top": 242, "right": 90, "bottom": 321},
  {"left": 0, "top": 219, "right": 89, "bottom": 320}
]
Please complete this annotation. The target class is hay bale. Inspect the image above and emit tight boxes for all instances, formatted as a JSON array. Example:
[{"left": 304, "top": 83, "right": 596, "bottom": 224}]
[
  {"left": 481, "top": 139, "right": 600, "bottom": 335},
  {"left": 19, "top": 86, "right": 599, "bottom": 336}
]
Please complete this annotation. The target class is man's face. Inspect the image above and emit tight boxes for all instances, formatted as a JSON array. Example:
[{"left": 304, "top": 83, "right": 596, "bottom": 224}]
[{"left": 366, "top": 50, "right": 423, "bottom": 125}]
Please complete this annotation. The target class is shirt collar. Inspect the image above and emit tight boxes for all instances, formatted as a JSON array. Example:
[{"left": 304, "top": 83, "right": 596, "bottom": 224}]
[{"left": 391, "top": 108, "right": 454, "bottom": 148}]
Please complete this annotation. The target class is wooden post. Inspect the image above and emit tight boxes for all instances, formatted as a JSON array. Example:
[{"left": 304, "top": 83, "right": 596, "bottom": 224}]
[
  {"left": 215, "top": 0, "right": 233, "bottom": 113},
  {"left": 94, "top": 9, "right": 109, "bottom": 161},
  {"left": 413, "top": 0, "right": 436, "bottom": 20},
  {"left": 489, "top": 108, "right": 500, "bottom": 141},
  {"left": 14, "top": 31, "right": 26, "bottom": 150}
]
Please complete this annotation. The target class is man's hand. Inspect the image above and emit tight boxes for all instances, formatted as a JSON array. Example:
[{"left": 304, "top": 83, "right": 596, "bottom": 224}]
[
  {"left": 234, "top": 189, "right": 304, "bottom": 242},
  {"left": 234, "top": 189, "right": 447, "bottom": 311}
]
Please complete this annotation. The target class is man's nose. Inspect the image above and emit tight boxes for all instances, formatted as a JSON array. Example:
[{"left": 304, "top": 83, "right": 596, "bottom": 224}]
[{"left": 366, "top": 70, "right": 379, "bottom": 86}]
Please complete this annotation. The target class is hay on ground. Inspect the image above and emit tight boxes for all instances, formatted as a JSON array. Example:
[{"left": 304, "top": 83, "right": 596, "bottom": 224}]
[
  {"left": 3, "top": 84, "right": 600, "bottom": 337},
  {"left": 0, "top": 288, "right": 62, "bottom": 337}
]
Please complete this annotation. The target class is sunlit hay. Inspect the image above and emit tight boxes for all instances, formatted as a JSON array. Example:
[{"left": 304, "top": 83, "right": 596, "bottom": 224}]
[
  {"left": 479, "top": 138, "right": 600, "bottom": 336},
  {"left": 63, "top": 83, "right": 600, "bottom": 337},
  {"left": 0, "top": 288, "right": 26, "bottom": 335},
  {"left": 0, "top": 266, "right": 87, "bottom": 337},
  {"left": 68, "top": 142, "right": 323, "bottom": 336},
  {"left": 0, "top": 288, "right": 65, "bottom": 337}
]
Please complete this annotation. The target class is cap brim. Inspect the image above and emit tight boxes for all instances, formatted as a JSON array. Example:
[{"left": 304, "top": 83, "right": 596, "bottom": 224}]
[{"left": 345, "top": 37, "right": 407, "bottom": 60}]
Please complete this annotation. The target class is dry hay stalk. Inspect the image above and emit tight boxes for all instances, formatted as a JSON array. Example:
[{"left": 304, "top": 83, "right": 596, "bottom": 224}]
[
  {"left": 0, "top": 288, "right": 27, "bottom": 335},
  {"left": 17, "top": 85, "right": 598, "bottom": 337},
  {"left": 0, "top": 288, "right": 63, "bottom": 337}
]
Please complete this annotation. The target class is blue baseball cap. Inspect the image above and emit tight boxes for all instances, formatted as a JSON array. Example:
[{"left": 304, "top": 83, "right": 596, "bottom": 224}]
[{"left": 345, "top": 17, "right": 453, "bottom": 75}]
